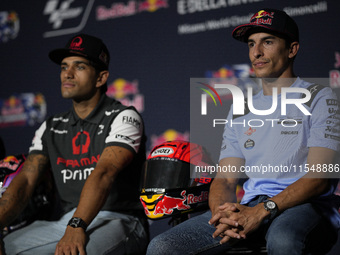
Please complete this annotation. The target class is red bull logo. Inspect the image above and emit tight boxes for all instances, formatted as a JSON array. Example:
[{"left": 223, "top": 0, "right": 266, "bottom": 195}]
[
  {"left": 0, "top": 156, "right": 21, "bottom": 171},
  {"left": 153, "top": 191, "right": 190, "bottom": 215},
  {"left": 140, "top": 190, "right": 209, "bottom": 219},
  {"left": 0, "top": 11, "right": 20, "bottom": 43},
  {"left": 140, "top": 190, "right": 190, "bottom": 219},
  {"left": 0, "top": 155, "right": 25, "bottom": 191},
  {"left": 250, "top": 10, "right": 274, "bottom": 26},
  {"left": 106, "top": 78, "right": 144, "bottom": 112},
  {"left": 139, "top": 0, "right": 168, "bottom": 12},
  {"left": 251, "top": 10, "right": 274, "bottom": 20},
  {"left": 0, "top": 93, "right": 46, "bottom": 128},
  {"left": 2, "top": 96, "right": 24, "bottom": 115},
  {"left": 204, "top": 64, "right": 259, "bottom": 102},
  {"left": 96, "top": 0, "right": 169, "bottom": 21},
  {"left": 212, "top": 66, "right": 233, "bottom": 78}
]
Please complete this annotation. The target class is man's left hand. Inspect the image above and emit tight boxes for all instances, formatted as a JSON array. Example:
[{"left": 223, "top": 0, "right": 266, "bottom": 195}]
[{"left": 55, "top": 227, "right": 87, "bottom": 255}]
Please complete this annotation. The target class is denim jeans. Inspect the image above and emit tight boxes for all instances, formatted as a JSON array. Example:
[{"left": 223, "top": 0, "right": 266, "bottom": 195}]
[
  {"left": 146, "top": 195, "right": 338, "bottom": 255},
  {"left": 3, "top": 208, "right": 148, "bottom": 255}
]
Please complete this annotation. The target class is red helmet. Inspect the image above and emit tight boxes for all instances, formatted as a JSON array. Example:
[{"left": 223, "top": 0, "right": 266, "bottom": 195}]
[{"left": 140, "top": 141, "right": 214, "bottom": 220}]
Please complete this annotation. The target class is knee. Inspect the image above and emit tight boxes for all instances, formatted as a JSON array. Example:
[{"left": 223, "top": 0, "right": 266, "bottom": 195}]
[
  {"left": 266, "top": 229, "right": 303, "bottom": 254},
  {"left": 146, "top": 234, "right": 172, "bottom": 255}
]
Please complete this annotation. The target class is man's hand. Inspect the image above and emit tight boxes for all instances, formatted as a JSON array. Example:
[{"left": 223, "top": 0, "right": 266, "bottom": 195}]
[
  {"left": 55, "top": 227, "right": 87, "bottom": 255},
  {"left": 214, "top": 203, "right": 268, "bottom": 244},
  {"left": 209, "top": 202, "right": 242, "bottom": 242},
  {"left": 209, "top": 202, "right": 239, "bottom": 227}
]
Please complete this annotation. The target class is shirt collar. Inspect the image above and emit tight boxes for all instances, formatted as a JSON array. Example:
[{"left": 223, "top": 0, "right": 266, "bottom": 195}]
[{"left": 69, "top": 94, "right": 111, "bottom": 125}]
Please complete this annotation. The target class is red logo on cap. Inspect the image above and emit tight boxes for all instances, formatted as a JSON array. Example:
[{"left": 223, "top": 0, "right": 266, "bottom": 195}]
[
  {"left": 250, "top": 10, "right": 274, "bottom": 26},
  {"left": 251, "top": 10, "right": 274, "bottom": 20},
  {"left": 69, "top": 36, "right": 84, "bottom": 51}
]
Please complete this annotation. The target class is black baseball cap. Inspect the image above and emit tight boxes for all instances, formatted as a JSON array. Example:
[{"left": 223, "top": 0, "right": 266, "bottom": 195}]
[
  {"left": 232, "top": 9, "right": 299, "bottom": 43},
  {"left": 49, "top": 34, "right": 110, "bottom": 70}
]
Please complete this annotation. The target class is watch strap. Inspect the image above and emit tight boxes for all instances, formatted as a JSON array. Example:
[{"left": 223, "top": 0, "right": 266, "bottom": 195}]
[{"left": 67, "top": 217, "right": 88, "bottom": 231}]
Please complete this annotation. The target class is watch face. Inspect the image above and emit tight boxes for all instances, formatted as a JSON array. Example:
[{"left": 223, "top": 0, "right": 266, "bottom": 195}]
[
  {"left": 266, "top": 201, "right": 276, "bottom": 210},
  {"left": 70, "top": 218, "right": 80, "bottom": 227},
  {"left": 68, "top": 217, "right": 87, "bottom": 230}
]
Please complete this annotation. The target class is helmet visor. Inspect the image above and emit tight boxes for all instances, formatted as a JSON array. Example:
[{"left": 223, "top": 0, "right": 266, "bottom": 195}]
[{"left": 141, "top": 158, "right": 194, "bottom": 192}]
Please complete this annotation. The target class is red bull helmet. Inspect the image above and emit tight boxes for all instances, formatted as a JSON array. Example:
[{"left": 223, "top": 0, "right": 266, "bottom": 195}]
[{"left": 140, "top": 141, "right": 214, "bottom": 220}]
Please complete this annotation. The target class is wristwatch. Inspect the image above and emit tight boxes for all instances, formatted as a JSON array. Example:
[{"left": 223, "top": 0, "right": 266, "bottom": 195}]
[
  {"left": 263, "top": 200, "right": 278, "bottom": 220},
  {"left": 67, "top": 217, "right": 88, "bottom": 231}
]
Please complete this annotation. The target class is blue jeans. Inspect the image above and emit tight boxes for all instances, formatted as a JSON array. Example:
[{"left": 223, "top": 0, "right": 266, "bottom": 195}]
[
  {"left": 146, "top": 196, "right": 337, "bottom": 255},
  {"left": 3, "top": 208, "right": 148, "bottom": 255}
]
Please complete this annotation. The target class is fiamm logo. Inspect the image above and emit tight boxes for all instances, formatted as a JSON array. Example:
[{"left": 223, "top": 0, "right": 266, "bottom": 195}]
[{"left": 197, "top": 82, "right": 222, "bottom": 115}]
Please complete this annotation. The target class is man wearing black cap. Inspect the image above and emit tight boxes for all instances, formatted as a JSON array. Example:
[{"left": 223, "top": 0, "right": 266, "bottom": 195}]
[
  {"left": 0, "top": 34, "right": 148, "bottom": 254},
  {"left": 146, "top": 9, "right": 339, "bottom": 255}
]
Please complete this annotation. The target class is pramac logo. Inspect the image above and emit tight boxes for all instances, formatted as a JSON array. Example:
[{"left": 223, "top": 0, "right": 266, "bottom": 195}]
[
  {"left": 69, "top": 36, "right": 83, "bottom": 50},
  {"left": 72, "top": 131, "right": 90, "bottom": 155}
]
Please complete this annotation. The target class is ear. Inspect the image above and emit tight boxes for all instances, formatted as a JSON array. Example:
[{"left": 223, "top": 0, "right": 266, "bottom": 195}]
[
  {"left": 96, "top": 70, "right": 109, "bottom": 88},
  {"left": 288, "top": 41, "right": 299, "bottom": 59}
]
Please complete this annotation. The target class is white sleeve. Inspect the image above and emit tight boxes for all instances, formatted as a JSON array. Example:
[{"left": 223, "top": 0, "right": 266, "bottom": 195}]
[
  {"left": 29, "top": 121, "right": 47, "bottom": 153},
  {"left": 105, "top": 109, "right": 143, "bottom": 153}
]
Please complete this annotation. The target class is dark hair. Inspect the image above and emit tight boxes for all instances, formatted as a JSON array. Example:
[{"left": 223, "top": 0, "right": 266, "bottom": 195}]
[{"left": 89, "top": 60, "right": 108, "bottom": 94}]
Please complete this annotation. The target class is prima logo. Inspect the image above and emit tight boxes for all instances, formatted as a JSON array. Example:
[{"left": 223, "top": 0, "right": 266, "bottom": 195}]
[
  {"left": 43, "top": 0, "right": 95, "bottom": 38},
  {"left": 201, "top": 84, "right": 312, "bottom": 116}
]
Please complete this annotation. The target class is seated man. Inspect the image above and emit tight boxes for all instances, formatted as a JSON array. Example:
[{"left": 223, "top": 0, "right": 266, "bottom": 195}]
[
  {"left": 0, "top": 34, "right": 148, "bottom": 255},
  {"left": 146, "top": 8, "right": 340, "bottom": 255}
]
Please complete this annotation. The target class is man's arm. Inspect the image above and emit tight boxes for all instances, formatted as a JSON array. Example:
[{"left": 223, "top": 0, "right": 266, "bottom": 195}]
[
  {"left": 217, "top": 147, "right": 336, "bottom": 243},
  {"left": 0, "top": 154, "right": 49, "bottom": 229},
  {"left": 208, "top": 157, "right": 244, "bottom": 240},
  {"left": 209, "top": 157, "right": 244, "bottom": 215},
  {"left": 55, "top": 145, "right": 134, "bottom": 255},
  {"left": 268, "top": 146, "right": 333, "bottom": 213}
]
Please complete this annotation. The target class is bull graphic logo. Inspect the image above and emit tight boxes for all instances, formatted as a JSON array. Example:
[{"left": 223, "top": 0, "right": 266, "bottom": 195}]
[
  {"left": 140, "top": 190, "right": 191, "bottom": 219},
  {"left": 72, "top": 131, "right": 90, "bottom": 155},
  {"left": 154, "top": 191, "right": 190, "bottom": 215},
  {"left": 251, "top": 10, "right": 274, "bottom": 20}
]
